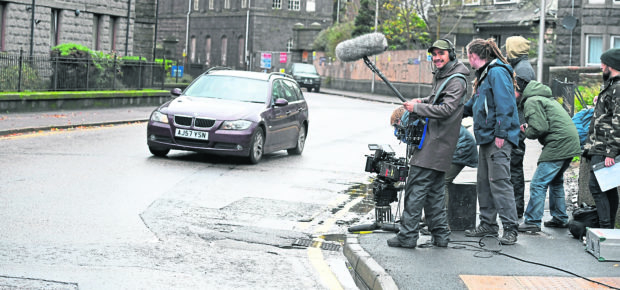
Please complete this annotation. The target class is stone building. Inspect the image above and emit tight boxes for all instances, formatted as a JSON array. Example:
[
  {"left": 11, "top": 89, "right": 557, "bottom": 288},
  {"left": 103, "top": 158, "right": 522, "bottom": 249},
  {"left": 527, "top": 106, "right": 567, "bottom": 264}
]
[
  {"left": 0, "top": 0, "right": 156, "bottom": 58},
  {"left": 555, "top": 0, "right": 620, "bottom": 68},
  {"left": 426, "top": 0, "right": 558, "bottom": 60},
  {"left": 155, "top": 0, "right": 332, "bottom": 77}
]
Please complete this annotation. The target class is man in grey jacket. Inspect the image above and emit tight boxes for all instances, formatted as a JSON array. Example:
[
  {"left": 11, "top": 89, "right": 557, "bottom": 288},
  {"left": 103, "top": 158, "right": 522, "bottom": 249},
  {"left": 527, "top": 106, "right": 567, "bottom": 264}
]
[{"left": 387, "top": 39, "right": 469, "bottom": 248}]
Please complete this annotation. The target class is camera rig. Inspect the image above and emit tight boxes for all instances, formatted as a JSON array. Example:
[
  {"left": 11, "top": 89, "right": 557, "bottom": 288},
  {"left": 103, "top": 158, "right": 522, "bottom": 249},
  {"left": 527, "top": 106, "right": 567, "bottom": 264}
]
[{"left": 348, "top": 144, "right": 408, "bottom": 233}]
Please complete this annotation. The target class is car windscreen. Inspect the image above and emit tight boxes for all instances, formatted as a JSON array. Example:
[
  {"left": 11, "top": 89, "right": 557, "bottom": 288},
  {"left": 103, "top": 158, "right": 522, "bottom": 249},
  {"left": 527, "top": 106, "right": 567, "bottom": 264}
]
[
  {"left": 183, "top": 75, "right": 268, "bottom": 103},
  {"left": 295, "top": 64, "right": 318, "bottom": 74}
]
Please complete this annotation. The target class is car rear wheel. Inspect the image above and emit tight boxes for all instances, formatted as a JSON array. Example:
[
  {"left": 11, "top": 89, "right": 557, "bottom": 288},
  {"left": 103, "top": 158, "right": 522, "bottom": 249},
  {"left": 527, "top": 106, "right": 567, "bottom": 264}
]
[
  {"left": 149, "top": 146, "right": 170, "bottom": 157},
  {"left": 287, "top": 126, "right": 306, "bottom": 155},
  {"left": 248, "top": 127, "right": 264, "bottom": 164},
  {"left": 314, "top": 87, "right": 320, "bottom": 93}
]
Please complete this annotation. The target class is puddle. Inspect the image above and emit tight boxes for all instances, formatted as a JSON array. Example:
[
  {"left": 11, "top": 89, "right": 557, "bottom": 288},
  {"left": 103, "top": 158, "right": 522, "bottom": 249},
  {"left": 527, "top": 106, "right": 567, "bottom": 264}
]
[{"left": 345, "top": 180, "right": 375, "bottom": 214}]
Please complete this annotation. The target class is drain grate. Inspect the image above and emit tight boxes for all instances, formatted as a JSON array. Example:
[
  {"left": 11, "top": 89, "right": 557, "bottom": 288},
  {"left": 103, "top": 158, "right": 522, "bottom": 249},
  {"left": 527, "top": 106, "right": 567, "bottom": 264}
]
[{"left": 293, "top": 238, "right": 341, "bottom": 251}]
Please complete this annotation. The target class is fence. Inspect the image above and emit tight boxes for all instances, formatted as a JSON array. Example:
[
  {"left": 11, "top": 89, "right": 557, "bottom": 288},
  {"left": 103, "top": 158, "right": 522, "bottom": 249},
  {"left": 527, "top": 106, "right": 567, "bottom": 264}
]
[
  {"left": 550, "top": 78, "right": 589, "bottom": 117},
  {"left": 0, "top": 50, "right": 176, "bottom": 92}
]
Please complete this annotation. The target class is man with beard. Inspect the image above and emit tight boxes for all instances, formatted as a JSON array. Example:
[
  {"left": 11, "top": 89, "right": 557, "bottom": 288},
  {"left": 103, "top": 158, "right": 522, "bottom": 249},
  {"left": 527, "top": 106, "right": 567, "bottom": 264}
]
[
  {"left": 387, "top": 39, "right": 469, "bottom": 248},
  {"left": 583, "top": 48, "right": 620, "bottom": 229}
]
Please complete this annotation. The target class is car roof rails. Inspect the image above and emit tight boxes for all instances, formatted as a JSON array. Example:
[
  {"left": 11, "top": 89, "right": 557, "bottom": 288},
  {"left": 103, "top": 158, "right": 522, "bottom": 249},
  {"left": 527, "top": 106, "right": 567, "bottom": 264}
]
[
  {"left": 204, "top": 66, "right": 232, "bottom": 74},
  {"left": 268, "top": 72, "right": 293, "bottom": 80}
]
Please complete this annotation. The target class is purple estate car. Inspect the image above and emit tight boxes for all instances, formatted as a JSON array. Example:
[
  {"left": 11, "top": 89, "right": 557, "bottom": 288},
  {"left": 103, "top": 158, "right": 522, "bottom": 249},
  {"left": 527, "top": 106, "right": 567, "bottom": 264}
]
[{"left": 147, "top": 68, "right": 309, "bottom": 164}]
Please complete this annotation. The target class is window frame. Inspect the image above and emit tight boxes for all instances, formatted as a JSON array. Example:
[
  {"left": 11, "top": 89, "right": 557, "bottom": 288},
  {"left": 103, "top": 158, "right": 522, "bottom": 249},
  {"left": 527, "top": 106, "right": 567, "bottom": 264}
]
[
  {"left": 272, "top": 0, "right": 282, "bottom": 9},
  {"left": 586, "top": 34, "right": 604, "bottom": 66},
  {"left": 288, "top": 0, "right": 300, "bottom": 10}
]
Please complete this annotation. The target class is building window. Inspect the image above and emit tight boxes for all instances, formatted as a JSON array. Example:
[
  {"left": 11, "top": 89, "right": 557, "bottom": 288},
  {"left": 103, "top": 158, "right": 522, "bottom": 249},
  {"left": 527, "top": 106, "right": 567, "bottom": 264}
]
[
  {"left": 613, "top": 36, "right": 620, "bottom": 48},
  {"left": 205, "top": 36, "right": 211, "bottom": 66},
  {"left": 288, "top": 0, "right": 300, "bottom": 10},
  {"left": 209, "top": 0, "right": 214, "bottom": 10},
  {"left": 491, "top": 34, "right": 502, "bottom": 47},
  {"left": 286, "top": 39, "right": 293, "bottom": 52},
  {"left": 242, "top": 0, "right": 247, "bottom": 8},
  {"left": 93, "top": 14, "right": 102, "bottom": 51},
  {"left": 110, "top": 16, "right": 119, "bottom": 52},
  {"left": 190, "top": 36, "right": 196, "bottom": 63},
  {"left": 194, "top": 0, "right": 200, "bottom": 10},
  {"left": 306, "top": 0, "right": 315, "bottom": 11},
  {"left": 51, "top": 9, "right": 61, "bottom": 47},
  {"left": 463, "top": 0, "right": 480, "bottom": 5},
  {"left": 494, "top": 0, "right": 515, "bottom": 4},
  {"left": 225, "top": 0, "right": 230, "bottom": 9},
  {"left": 586, "top": 35, "right": 603, "bottom": 66},
  {"left": 221, "top": 36, "right": 228, "bottom": 65},
  {"left": 272, "top": 0, "right": 282, "bottom": 9},
  {"left": 238, "top": 37, "right": 244, "bottom": 66}
]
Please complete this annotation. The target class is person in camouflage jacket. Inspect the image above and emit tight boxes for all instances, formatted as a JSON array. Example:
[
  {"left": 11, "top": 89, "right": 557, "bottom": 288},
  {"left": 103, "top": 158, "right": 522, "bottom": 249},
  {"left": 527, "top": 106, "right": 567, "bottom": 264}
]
[{"left": 584, "top": 48, "right": 620, "bottom": 229}]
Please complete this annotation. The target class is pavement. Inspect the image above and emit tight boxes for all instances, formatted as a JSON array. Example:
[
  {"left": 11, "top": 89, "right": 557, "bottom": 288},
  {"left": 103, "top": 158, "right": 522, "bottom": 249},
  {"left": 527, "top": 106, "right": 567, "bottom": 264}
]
[{"left": 2, "top": 88, "right": 620, "bottom": 290}]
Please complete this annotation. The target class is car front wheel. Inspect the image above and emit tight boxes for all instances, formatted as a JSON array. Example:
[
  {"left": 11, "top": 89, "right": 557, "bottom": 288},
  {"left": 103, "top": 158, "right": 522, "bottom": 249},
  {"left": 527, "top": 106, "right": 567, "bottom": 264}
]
[
  {"left": 248, "top": 127, "right": 264, "bottom": 164},
  {"left": 149, "top": 146, "right": 170, "bottom": 157},
  {"left": 287, "top": 126, "right": 306, "bottom": 155}
]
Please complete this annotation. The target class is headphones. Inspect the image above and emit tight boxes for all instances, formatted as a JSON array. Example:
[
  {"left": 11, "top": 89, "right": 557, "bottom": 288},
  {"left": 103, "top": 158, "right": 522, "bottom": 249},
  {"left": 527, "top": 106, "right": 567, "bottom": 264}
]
[{"left": 439, "top": 38, "right": 457, "bottom": 61}]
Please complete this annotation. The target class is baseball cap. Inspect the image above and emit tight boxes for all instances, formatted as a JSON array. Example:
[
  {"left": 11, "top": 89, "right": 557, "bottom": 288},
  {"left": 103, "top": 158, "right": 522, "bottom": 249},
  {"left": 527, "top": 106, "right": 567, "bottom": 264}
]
[{"left": 428, "top": 39, "right": 452, "bottom": 53}]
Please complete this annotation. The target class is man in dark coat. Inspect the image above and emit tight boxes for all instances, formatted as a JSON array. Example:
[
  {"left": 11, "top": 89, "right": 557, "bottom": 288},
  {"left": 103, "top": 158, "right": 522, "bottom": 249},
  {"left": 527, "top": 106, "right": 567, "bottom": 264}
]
[
  {"left": 387, "top": 39, "right": 469, "bottom": 248},
  {"left": 505, "top": 36, "right": 536, "bottom": 219},
  {"left": 583, "top": 48, "right": 620, "bottom": 229}
]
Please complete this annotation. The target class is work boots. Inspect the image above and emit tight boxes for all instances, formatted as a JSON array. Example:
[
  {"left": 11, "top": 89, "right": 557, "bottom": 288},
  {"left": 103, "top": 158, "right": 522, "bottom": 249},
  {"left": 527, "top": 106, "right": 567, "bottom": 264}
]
[
  {"left": 464, "top": 223, "right": 499, "bottom": 237},
  {"left": 499, "top": 227, "right": 518, "bottom": 245}
]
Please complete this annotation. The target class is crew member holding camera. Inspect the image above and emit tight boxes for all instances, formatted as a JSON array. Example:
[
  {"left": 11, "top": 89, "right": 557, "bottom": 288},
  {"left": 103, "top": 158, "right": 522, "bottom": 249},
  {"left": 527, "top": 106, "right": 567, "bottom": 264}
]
[{"left": 387, "top": 39, "right": 470, "bottom": 248}]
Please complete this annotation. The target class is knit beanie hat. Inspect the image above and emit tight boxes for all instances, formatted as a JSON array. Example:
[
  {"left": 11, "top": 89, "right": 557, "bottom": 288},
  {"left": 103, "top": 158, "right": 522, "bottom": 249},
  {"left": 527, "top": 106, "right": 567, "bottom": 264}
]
[
  {"left": 505, "top": 36, "right": 530, "bottom": 59},
  {"left": 601, "top": 48, "right": 620, "bottom": 71},
  {"left": 516, "top": 76, "right": 529, "bottom": 94}
]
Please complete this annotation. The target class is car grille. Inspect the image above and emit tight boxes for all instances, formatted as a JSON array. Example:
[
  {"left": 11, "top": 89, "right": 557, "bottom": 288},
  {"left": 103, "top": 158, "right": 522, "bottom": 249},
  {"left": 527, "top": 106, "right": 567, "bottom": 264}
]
[
  {"left": 174, "top": 115, "right": 216, "bottom": 128},
  {"left": 195, "top": 118, "right": 216, "bottom": 128},
  {"left": 174, "top": 115, "right": 192, "bottom": 126}
]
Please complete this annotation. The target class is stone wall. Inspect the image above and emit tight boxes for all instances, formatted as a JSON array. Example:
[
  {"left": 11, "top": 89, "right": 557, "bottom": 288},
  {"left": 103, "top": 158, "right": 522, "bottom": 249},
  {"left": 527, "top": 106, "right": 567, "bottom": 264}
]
[{"left": 2, "top": 0, "right": 138, "bottom": 56}]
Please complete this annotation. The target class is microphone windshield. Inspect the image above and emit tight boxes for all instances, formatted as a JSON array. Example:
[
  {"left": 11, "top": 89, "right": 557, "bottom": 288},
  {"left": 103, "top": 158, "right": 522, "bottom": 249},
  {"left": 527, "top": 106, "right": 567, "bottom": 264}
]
[{"left": 335, "top": 33, "right": 388, "bottom": 62}]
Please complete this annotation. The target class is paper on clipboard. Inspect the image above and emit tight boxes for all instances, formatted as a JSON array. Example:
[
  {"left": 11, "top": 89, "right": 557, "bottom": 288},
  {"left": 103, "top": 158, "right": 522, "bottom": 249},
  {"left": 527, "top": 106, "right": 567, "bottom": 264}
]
[{"left": 593, "top": 156, "right": 620, "bottom": 192}]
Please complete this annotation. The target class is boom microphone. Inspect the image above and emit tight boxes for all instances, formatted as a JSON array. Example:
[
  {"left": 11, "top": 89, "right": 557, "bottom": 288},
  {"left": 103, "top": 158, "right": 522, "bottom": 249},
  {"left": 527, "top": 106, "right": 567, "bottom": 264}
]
[{"left": 335, "top": 33, "right": 388, "bottom": 62}]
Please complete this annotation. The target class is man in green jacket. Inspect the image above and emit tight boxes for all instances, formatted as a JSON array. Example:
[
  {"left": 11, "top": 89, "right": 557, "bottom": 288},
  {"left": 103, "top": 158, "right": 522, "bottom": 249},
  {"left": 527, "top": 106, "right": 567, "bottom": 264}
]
[{"left": 516, "top": 78, "right": 581, "bottom": 232}]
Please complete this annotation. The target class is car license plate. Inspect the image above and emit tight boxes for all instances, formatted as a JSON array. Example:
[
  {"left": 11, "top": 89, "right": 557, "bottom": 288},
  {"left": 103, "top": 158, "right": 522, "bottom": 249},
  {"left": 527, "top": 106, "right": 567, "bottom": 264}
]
[{"left": 175, "top": 128, "right": 208, "bottom": 140}]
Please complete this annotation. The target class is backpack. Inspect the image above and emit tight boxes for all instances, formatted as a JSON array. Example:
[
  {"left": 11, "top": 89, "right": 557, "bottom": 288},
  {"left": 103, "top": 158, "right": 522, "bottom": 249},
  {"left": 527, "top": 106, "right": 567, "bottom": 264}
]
[
  {"left": 568, "top": 204, "right": 600, "bottom": 239},
  {"left": 399, "top": 73, "right": 467, "bottom": 149},
  {"left": 571, "top": 108, "right": 594, "bottom": 148}
]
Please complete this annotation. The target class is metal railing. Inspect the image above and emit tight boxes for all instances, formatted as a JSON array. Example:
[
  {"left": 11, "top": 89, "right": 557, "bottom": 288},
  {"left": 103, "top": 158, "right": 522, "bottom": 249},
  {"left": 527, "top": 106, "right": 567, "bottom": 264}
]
[
  {"left": 0, "top": 49, "right": 175, "bottom": 92},
  {"left": 551, "top": 78, "right": 588, "bottom": 117}
]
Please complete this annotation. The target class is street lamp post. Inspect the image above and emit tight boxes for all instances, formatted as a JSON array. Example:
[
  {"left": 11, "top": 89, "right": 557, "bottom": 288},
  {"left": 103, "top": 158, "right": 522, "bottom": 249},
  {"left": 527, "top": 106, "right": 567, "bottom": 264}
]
[
  {"left": 537, "top": 0, "right": 544, "bottom": 82},
  {"left": 371, "top": 0, "right": 378, "bottom": 93},
  {"left": 29, "top": 0, "right": 35, "bottom": 58}
]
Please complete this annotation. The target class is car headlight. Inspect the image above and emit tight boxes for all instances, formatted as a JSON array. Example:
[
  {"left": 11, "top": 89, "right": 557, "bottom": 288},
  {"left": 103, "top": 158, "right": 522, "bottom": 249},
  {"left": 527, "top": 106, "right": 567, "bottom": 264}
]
[
  {"left": 221, "top": 120, "right": 252, "bottom": 130},
  {"left": 150, "top": 110, "right": 169, "bottom": 124}
]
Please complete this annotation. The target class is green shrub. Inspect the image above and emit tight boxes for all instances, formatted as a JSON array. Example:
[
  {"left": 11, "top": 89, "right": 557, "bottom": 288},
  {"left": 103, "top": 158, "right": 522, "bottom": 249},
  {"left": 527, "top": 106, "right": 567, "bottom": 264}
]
[
  {"left": 575, "top": 85, "right": 599, "bottom": 112},
  {"left": 0, "top": 64, "right": 46, "bottom": 91}
]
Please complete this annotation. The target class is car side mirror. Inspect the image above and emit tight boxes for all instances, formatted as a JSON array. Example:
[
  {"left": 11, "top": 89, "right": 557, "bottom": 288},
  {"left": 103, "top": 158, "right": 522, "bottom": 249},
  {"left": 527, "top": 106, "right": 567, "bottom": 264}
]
[
  {"left": 170, "top": 88, "right": 182, "bottom": 97},
  {"left": 274, "top": 98, "right": 289, "bottom": 107}
]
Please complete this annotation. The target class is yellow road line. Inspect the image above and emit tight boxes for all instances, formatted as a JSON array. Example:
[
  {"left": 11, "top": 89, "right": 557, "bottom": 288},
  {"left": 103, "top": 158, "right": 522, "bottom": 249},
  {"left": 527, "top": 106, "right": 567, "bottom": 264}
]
[{"left": 305, "top": 194, "right": 365, "bottom": 289}]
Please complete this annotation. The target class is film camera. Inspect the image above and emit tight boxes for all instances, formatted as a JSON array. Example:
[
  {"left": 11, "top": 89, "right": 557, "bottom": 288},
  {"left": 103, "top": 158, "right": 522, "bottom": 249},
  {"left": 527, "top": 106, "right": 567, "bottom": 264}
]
[{"left": 348, "top": 144, "right": 408, "bottom": 233}]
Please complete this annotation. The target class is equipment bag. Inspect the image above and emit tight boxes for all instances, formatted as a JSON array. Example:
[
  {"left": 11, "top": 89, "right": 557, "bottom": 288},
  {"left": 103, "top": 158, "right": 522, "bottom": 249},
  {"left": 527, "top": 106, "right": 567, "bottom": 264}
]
[
  {"left": 400, "top": 73, "right": 466, "bottom": 149},
  {"left": 568, "top": 204, "right": 600, "bottom": 239}
]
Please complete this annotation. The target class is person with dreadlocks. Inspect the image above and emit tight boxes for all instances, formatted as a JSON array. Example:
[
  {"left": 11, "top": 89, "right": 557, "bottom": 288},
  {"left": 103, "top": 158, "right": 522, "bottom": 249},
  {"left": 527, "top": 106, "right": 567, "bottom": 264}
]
[{"left": 462, "top": 38, "right": 521, "bottom": 245}]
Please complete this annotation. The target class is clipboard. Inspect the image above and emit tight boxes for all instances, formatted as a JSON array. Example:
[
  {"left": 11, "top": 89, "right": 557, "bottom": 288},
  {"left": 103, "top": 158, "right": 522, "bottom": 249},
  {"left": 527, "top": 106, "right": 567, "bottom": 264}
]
[{"left": 593, "top": 156, "right": 620, "bottom": 192}]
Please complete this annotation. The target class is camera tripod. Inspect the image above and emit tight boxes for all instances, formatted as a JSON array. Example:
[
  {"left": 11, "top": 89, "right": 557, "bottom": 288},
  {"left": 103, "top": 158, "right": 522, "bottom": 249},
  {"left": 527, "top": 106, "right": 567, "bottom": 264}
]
[{"left": 347, "top": 178, "right": 404, "bottom": 233}]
